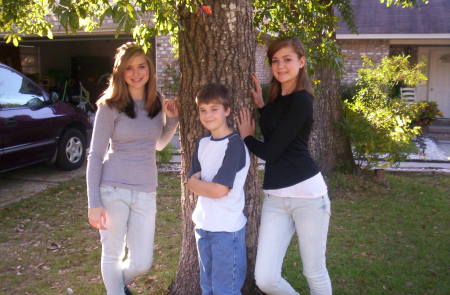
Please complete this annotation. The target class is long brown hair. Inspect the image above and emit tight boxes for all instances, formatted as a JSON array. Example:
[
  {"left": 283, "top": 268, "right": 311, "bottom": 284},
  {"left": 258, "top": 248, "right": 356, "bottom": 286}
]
[
  {"left": 97, "top": 42, "right": 161, "bottom": 118},
  {"left": 267, "top": 37, "right": 313, "bottom": 102}
]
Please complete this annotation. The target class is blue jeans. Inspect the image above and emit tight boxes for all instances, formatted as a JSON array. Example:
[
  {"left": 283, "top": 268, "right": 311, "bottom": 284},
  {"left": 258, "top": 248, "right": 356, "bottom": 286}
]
[
  {"left": 195, "top": 226, "right": 247, "bottom": 295},
  {"left": 255, "top": 194, "right": 332, "bottom": 295}
]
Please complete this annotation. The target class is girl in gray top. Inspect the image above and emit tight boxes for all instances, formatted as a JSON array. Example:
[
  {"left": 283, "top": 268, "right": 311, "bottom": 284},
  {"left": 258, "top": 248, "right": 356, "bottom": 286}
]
[{"left": 86, "top": 42, "right": 178, "bottom": 295}]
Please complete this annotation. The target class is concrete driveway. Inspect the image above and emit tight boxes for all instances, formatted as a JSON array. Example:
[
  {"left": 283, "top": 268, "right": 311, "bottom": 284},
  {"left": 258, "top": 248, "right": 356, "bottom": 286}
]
[{"left": 0, "top": 161, "right": 86, "bottom": 208}]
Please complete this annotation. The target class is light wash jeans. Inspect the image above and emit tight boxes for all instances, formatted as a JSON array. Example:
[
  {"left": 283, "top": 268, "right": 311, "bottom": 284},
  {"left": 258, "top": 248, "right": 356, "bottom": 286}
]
[
  {"left": 195, "top": 226, "right": 247, "bottom": 295},
  {"left": 255, "top": 194, "right": 332, "bottom": 295},
  {"left": 99, "top": 185, "right": 157, "bottom": 295}
]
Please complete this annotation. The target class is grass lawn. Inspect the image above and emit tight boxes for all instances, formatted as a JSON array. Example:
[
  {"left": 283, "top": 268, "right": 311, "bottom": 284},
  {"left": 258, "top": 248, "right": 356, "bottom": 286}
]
[{"left": 0, "top": 171, "right": 449, "bottom": 294}]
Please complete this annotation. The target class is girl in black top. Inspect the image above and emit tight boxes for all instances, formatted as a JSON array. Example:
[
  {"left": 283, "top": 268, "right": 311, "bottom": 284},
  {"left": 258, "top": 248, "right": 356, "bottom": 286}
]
[{"left": 238, "top": 37, "right": 332, "bottom": 295}]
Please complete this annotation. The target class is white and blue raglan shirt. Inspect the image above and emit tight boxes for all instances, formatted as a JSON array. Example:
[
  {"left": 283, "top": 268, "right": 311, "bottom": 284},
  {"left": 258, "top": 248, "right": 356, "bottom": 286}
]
[{"left": 189, "top": 132, "right": 250, "bottom": 232}]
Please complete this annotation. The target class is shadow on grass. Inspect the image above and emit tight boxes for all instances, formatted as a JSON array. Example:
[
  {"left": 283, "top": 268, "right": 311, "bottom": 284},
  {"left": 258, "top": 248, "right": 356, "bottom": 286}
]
[{"left": 0, "top": 172, "right": 448, "bottom": 294}]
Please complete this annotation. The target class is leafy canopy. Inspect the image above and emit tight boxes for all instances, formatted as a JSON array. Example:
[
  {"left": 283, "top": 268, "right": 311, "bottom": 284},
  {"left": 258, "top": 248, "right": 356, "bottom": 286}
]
[{"left": 1, "top": 0, "right": 429, "bottom": 71}]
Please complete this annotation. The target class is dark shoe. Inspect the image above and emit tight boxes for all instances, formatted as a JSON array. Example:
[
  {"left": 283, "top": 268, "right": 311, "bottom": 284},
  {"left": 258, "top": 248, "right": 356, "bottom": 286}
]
[{"left": 124, "top": 286, "right": 134, "bottom": 295}]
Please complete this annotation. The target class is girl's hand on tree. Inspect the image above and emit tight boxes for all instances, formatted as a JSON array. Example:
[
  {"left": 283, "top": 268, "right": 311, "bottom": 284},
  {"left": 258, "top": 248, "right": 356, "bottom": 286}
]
[
  {"left": 250, "top": 73, "right": 264, "bottom": 109},
  {"left": 88, "top": 207, "right": 107, "bottom": 230},
  {"left": 164, "top": 99, "right": 179, "bottom": 118},
  {"left": 237, "top": 108, "right": 256, "bottom": 139}
]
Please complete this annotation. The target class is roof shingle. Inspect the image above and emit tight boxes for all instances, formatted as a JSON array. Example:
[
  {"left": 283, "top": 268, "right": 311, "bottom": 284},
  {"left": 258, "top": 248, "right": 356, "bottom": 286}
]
[{"left": 337, "top": 0, "right": 450, "bottom": 34}]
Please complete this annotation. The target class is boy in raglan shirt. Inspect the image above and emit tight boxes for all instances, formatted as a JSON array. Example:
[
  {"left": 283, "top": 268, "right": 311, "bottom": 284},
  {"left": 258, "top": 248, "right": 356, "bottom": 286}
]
[{"left": 187, "top": 83, "right": 250, "bottom": 295}]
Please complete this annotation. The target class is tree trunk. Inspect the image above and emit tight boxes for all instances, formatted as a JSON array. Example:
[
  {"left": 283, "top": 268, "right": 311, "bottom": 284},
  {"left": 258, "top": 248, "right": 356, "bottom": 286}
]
[
  {"left": 169, "top": 1, "right": 261, "bottom": 294},
  {"left": 309, "top": 4, "right": 355, "bottom": 174},
  {"left": 309, "top": 64, "right": 355, "bottom": 174}
]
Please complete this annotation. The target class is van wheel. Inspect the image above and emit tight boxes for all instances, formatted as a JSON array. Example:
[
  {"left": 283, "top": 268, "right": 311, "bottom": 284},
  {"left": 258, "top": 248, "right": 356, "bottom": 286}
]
[{"left": 56, "top": 128, "right": 86, "bottom": 170}]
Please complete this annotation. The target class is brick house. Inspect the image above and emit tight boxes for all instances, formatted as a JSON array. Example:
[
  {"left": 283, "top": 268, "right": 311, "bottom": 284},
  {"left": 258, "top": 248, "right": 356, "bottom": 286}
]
[
  {"left": 158, "top": 0, "right": 450, "bottom": 119},
  {"left": 336, "top": 0, "right": 450, "bottom": 118},
  {"left": 1, "top": 1, "right": 449, "bottom": 118}
]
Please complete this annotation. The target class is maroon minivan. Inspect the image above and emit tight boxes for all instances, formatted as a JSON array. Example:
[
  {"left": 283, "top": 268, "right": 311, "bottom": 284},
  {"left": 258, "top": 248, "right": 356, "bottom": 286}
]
[{"left": 0, "top": 63, "right": 92, "bottom": 172}]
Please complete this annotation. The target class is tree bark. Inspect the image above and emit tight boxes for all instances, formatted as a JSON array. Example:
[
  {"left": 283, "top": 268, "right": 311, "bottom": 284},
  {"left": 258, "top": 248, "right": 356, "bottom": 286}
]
[
  {"left": 309, "top": 4, "right": 355, "bottom": 174},
  {"left": 309, "top": 64, "right": 355, "bottom": 174},
  {"left": 169, "top": 1, "right": 261, "bottom": 294}
]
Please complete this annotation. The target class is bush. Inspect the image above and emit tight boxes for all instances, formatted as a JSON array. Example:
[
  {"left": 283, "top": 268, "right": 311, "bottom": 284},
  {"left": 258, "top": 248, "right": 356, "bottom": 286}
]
[
  {"left": 411, "top": 101, "right": 443, "bottom": 127},
  {"left": 340, "top": 83, "right": 359, "bottom": 103},
  {"left": 343, "top": 102, "right": 419, "bottom": 168},
  {"left": 342, "top": 55, "right": 427, "bottom": 168},
  {"left": 156, "top": 143, "right": 176, "bottom": 164}
]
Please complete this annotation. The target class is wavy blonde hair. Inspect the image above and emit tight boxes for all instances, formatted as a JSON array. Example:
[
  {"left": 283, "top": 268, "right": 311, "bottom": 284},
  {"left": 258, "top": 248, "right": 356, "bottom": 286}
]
[
  {"left": 267, "top": 37, "right": 313, "bottom": 102},
  {"left": 97, "top": 42, "right": 161, "bottom": 118}
]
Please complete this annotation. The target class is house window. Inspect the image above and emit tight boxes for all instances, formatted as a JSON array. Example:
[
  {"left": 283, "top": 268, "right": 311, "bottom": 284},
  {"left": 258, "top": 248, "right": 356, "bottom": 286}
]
[{"left": 440, "top": 54, "right": 450, "bottom": 63}]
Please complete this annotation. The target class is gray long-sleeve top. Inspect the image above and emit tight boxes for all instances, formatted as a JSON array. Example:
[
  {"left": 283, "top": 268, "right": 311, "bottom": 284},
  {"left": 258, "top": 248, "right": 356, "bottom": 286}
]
[{"left": 86, "top": 98, "right": 178, "bottom": 208}]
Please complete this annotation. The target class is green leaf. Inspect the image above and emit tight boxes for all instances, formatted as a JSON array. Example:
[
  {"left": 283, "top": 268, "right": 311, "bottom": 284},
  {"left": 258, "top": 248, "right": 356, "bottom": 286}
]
[
  {"left": 60, "top": 0, "right": 71, "bottom": 7},
  {"left": 126, "top": 3, "right": 134, "bottom": 16},
  {"left": 47, "top": 29, "right": 53, "bottom": 39},
  {"left": 104, "top": 7, "right": 113, "bottom": 17},
  {"left": 112, "top": 6, "right": 121, "bottom": 23},
  {"left": 69, "top": 10, "right": 79, "bottom": 32},
  {"left": 78, "top": 7, "right": 87, "bottom": 18},
  {"left": 60, "top": 13, "right": 69, "bottom": 30}
]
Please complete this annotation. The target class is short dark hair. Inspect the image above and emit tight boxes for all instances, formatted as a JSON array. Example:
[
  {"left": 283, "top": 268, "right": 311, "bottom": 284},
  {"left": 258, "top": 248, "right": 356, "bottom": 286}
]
[{"left": 195, "top": 83, "right": 231, "bottom": 109}]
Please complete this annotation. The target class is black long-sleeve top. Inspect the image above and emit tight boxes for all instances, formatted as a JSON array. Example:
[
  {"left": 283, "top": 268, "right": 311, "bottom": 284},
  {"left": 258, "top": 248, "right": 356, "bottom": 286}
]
[{"left": 244, "top": 90, "right": 320, "bottom": 190}]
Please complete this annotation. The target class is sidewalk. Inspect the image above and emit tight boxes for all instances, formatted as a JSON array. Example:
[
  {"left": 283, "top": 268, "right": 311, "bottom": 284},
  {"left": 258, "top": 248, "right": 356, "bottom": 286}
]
[
  {"left": 165, "top": 136, "right": 450, "bottom": 174},
  {"left": 377, "top": 161, "right": 450, "bottom": 173},
  {"left": 375, "top": 136, "right": 450, "bottom": 173},
  {"left": 162, "top": 157, "right": 450, "bottom": 174},
  {"left": 1, "top": 137, "right": 448, "bottom": 208}
]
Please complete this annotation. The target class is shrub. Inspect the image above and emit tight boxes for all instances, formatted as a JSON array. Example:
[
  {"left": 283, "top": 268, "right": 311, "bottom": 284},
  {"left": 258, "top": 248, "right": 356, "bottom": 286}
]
[
  {"left": 340, "top": 83, "right": 359, "bottom": 103},
  {"left": 157, "top": 143, "right": 176, "bottom": 164},
  {"left": 411, "top": 101, "right": 443, "bottom": 127},
  {"left": 342, "top": 55, "right": 427, "bottom": 168}
]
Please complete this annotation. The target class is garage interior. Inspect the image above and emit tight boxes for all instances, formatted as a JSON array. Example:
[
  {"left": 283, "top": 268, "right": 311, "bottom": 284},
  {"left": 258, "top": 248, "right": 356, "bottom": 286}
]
[{"left": 0, "top": 35, "right": 156, "bottom": 105}]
